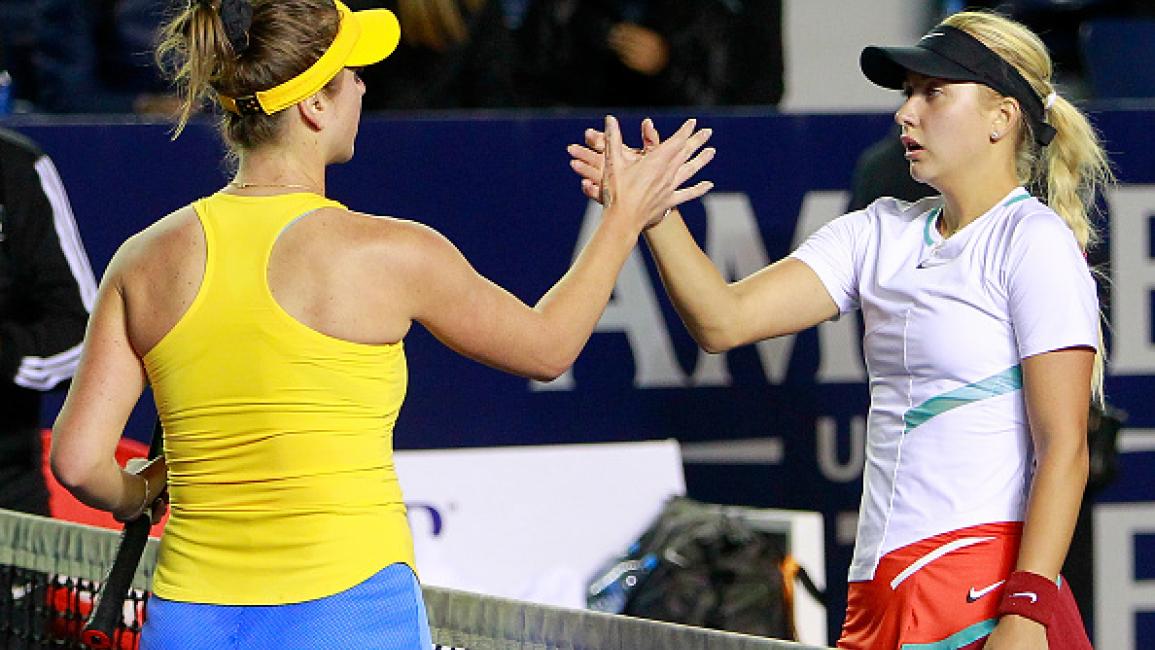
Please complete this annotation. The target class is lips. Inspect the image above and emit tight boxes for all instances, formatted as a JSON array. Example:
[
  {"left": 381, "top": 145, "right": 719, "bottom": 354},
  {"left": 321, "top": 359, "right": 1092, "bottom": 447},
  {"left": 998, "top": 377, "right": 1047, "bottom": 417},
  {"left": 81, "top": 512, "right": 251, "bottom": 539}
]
[{"left": 901, "top": 135, "right": 924, "bottom": 159}]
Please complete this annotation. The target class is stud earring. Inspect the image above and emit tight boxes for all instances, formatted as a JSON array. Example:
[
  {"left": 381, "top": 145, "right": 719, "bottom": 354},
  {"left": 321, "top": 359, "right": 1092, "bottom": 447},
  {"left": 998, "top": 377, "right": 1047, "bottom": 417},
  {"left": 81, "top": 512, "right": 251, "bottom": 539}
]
[{"left": 990, "top": 131, "right": 1001, "bottom": 141}]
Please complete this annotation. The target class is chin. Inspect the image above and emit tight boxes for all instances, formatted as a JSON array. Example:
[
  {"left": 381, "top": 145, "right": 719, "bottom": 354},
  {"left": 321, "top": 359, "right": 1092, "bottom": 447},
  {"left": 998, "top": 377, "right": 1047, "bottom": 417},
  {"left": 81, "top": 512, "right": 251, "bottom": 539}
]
[
  {"left": 909, "top": 165, "right": 933, "bottom": 186},
  {"left": 333, "top": 146, "right": 356, "bottom": 165}
]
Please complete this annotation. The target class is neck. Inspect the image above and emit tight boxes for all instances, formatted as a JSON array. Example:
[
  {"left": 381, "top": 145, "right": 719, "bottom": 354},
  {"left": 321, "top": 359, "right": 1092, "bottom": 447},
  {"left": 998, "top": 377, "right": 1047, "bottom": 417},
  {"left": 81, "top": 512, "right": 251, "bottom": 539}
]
[
  {"left": 233, "top": 145, "right": 327, "bottom": 195},
  {"left": 935, "top": 157, "right": 1019, "bottom": 237}
]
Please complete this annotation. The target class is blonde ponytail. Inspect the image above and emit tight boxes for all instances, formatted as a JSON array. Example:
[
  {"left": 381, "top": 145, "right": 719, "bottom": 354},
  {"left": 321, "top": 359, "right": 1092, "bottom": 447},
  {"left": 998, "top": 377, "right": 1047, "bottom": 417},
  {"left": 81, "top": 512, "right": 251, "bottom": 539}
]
[
  {"left": 943, "top": 10, "right": 1113, "bottom": 402},
  {"left": 1037, "top": 95, "right": 1112, "bottom": 251}
]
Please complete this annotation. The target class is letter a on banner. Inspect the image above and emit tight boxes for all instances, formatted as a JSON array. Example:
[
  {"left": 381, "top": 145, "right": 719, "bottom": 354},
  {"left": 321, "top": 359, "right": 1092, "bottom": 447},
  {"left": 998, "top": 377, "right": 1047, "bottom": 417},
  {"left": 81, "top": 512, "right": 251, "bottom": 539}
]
[
  {"left": 691, "top": 192, "right": 865, "bottom": 386},
  {"left": 532, "top": 201, "right": 685, "bottom": 391}
]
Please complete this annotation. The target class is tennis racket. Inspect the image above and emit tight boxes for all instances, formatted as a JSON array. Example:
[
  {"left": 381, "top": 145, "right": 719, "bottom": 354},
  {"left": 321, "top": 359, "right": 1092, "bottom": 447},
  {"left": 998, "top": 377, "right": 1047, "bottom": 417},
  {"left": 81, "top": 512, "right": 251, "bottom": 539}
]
[{"left": 81, "top": 419, "right": 164, "bottom": 649}]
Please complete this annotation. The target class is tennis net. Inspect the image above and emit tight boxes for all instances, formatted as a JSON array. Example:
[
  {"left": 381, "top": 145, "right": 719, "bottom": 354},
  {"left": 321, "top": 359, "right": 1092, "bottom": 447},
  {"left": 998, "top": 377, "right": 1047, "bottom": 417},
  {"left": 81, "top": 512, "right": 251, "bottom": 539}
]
[{"left": 1, "top": 509, "right": 827, "bottom": 649}]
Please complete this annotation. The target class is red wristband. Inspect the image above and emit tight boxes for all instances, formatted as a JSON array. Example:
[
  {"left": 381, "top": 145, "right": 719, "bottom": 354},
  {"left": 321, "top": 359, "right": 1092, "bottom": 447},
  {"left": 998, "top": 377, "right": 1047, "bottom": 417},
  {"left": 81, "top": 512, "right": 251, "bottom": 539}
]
[{"left": 996, "top": 570, "right": 1059, "bottom": 627}]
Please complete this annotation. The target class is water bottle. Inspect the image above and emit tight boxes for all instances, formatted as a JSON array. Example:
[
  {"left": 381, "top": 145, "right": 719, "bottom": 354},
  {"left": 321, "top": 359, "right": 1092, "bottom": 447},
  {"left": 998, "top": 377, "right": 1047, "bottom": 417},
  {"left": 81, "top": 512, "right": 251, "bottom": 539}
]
[
  {"left": 0, "top": 70, "right": 12, "bottom": 116},
  {"left": 586, "top": 553, "right": 659, "bottom": 613}
]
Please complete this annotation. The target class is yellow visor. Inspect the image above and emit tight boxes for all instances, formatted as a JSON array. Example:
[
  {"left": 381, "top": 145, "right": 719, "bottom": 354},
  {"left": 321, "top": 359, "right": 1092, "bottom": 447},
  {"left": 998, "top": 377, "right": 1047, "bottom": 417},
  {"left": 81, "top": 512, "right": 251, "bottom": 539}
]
[{"left": 220, "top": 0, "right": 400, "bottom": 116}]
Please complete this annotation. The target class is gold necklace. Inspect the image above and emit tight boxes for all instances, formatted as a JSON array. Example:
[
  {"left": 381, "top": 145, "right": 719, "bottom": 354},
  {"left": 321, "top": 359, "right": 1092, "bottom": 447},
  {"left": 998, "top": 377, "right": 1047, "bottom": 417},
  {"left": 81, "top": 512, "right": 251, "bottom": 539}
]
[{"left": 228, "top": 180, "right": 318, "bottom": 193}]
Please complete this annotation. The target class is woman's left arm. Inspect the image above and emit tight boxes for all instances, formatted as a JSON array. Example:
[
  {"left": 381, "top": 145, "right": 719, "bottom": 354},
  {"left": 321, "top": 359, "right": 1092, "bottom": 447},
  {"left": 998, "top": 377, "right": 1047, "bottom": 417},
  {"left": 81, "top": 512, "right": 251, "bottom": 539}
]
[
  {"left": 986, "top": 345, "right": 1093, "bottom": 648},
  {"left": 50, "top": 251, "right": 155, "bottom": 521}
]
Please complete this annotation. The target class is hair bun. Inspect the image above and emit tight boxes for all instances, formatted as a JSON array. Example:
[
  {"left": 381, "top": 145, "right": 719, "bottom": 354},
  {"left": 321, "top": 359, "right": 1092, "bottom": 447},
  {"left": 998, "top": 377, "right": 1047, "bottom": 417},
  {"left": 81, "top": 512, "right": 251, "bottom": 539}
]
[{"left": 220, "top": 0, "right": 254, "bottom": 55}]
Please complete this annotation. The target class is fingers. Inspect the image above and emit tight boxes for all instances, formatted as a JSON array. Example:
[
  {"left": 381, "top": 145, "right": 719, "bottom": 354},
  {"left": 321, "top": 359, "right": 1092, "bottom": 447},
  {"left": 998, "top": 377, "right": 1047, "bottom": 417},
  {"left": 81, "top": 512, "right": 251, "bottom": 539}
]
[
  {"left": 584, "top": 128, "right": 606, "bottom": 153},
  {"left": 674, "top": 146, "right": 716, "bottom": 187},
  {"left": 567, "top": 144, "right": 604, "bottom": 174},
  {"left": 580, "top": 178, "right": 602, "bottom": 202},
  {"left": 604, "top": 114, "right": 623, "bottom": 175},
  {"left": 641, "top": 118, "right": 662, "bottom": 151},
  {"left": 671, "top": 180, "right": 716, "bottom": 206},
  {"left": 645, "top": 118, "right": 698, "bottom": 165},
  {"left": 681, "top": 126, "right": 713, "bottom": 161},
  {"left": 601, "top": 115, "right": 623, "bottom": 204},
  {"left": 570, "top": 157, "right": 602, "bottom": 184}
]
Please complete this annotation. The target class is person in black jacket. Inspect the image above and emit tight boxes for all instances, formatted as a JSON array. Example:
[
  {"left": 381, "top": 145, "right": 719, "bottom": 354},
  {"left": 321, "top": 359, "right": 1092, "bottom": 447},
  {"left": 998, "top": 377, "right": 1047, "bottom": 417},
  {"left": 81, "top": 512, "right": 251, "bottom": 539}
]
[
  {"left": 515, "top": 0, "right": 783, "bottom": 108},
  {"left": 345, "top": 0, "right": 517, "bottom": 110},
  {"left": 0, "top": 127, "right": 96, "bottom": 514},
  {"left": 33, "top": 0, "right": 176, "bottom": 113}
]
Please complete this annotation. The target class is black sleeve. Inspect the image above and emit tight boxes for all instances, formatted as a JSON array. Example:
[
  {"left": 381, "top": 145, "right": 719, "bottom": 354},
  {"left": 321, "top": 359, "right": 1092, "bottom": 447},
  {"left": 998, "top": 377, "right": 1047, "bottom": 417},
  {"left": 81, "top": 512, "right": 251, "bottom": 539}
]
[
  {"left": 459, "top": 0, "right": 518, "bottom": 108},
  {"left": 650, "top": 0, "right": 784, "bottom": 107},
  {"left": 0, "top": 130, "right": 97, "bottom": 390},
  {"left": 34, "top": 0, "right": 138, "bottom": 112}
]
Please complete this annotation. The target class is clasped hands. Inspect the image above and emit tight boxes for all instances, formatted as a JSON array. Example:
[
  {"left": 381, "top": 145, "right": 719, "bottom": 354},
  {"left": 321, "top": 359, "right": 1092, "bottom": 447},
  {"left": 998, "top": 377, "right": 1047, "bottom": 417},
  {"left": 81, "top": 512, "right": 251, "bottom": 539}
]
[{"left": 568, "top": 116, "right": 715, "bottom": 231}]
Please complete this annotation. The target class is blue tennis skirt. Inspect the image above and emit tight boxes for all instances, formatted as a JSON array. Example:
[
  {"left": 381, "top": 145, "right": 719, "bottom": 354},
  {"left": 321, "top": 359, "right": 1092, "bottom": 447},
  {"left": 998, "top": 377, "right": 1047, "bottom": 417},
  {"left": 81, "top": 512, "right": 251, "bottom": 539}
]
[{"left": 141, "top": 563, "right": 432, "bottom": 649}]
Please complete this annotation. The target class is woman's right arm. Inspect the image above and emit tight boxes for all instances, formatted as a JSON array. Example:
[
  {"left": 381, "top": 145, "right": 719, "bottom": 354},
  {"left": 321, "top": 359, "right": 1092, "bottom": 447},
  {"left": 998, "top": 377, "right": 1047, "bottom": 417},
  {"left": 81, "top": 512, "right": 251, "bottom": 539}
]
[
  {"left": 569, "top": 119, "right": 838, "bottom": 352},
  {"left": 643, "top": 211, "right": 837, "bottom": 352},
  {"left": 395, "top": 116, "right": 714, "bottom": 381}
]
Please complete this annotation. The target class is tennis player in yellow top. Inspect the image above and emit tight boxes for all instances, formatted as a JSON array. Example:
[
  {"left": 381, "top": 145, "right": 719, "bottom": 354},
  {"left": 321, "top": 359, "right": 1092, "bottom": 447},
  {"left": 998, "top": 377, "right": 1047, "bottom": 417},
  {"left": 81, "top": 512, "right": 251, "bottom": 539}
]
[{"left": 47, "top": 1, "right": 714, "bottom": 647}]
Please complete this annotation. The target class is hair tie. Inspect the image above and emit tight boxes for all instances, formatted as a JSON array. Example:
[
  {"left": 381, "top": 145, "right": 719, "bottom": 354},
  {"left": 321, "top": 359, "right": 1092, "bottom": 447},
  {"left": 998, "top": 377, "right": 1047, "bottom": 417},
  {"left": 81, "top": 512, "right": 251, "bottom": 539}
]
[
  {"left": 219, "top": 0, "right": 254, "bottom": 56},
  {"left": 1044, "top": 91, "right": 1057, "bottom": 111}
]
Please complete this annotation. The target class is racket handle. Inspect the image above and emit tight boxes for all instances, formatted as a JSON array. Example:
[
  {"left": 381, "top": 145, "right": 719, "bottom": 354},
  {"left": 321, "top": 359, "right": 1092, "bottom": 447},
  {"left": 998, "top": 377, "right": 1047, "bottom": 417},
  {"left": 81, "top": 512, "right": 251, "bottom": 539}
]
[{"left": 81, "top": 514, "right": 152, "bottom": 649}]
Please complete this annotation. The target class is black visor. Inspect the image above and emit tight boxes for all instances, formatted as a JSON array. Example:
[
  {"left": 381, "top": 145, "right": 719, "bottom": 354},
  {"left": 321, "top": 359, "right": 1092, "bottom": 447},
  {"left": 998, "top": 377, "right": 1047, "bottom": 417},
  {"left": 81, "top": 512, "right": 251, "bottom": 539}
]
[{"left": 860, "top": 25, "right": 1056, "bottom": 146}]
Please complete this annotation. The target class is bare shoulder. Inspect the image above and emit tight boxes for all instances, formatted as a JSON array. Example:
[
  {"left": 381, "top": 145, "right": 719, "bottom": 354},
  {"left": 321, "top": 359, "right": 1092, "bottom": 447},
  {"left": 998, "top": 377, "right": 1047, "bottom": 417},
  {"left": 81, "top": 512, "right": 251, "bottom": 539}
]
[
  {"left": 331, "top": 208, "right": 466, "bottom": 271},
  {"left": 106, "top": 205, "right": 203, "bottom": 286}
]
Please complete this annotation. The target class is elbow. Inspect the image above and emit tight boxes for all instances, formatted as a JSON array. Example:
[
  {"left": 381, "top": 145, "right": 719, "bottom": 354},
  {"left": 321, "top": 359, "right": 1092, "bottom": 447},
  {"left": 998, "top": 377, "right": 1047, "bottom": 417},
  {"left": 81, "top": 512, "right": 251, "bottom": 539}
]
[
  {"left": 1072, "top": 440, "right": 1090, "bottom": 487},
  {"left": 694, "top": 326, "right": 740, "bottom": 355},
  {"left": 522, "top": 342, "right": 579, "bottom": 383},
  {"left": 49, "top": 439, "right": 100, "bottom": 496},
  {"left": 1036, "top": 433, "right": 1090, "bottom": 486},
  {"left": 698, "top": 336, "right": 734, "bottom": 355},
  {"left": 528, "top": 356, "right": 572, "bottom": 383}
]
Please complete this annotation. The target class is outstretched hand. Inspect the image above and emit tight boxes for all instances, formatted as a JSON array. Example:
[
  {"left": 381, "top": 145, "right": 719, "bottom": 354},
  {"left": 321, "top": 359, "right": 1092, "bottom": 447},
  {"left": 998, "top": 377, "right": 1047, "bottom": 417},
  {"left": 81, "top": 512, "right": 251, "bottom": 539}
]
[{"left": 569, "top": 116, "right": 714, "bottom": 230}]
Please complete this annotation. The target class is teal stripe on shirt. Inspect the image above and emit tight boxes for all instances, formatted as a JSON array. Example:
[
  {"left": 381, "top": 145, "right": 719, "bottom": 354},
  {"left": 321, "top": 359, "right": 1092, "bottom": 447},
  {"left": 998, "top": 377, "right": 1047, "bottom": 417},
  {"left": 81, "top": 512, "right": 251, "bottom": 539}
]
[
  {"left": 1003, "top": 192, "right": 1030, "bottom": 207},
  {"left": 923, "top": 207, "right": 941, "bottom": 245},
  {"left": 923, "top": 193, "right": 1026, "bottom": 247},
  {"left": 900, "top": 618, "right": 997, "bottom": 650},
  {"left": 904, "top": 365, "right": 1023, "bottom": 433}
]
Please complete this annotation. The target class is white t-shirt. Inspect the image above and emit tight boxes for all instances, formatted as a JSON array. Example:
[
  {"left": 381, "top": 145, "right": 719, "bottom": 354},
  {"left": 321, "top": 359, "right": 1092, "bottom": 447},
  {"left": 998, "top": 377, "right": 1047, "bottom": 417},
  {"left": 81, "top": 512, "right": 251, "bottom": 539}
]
[{"left": 791, "top": 187, "right": 1099, "bottom": 581}]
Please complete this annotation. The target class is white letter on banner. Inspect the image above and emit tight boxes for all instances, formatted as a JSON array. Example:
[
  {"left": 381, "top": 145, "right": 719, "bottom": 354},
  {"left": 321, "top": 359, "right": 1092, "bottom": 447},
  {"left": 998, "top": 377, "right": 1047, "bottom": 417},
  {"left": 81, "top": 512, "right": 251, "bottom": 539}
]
[
  {"left": 691, "top": 193, "right": 774, "bottom": 386},
  {"left": 532, "top": 201, "right": 685, "bottom": 391},
  {"left": 1108, "top": 185, "right": 1155, "bottom": 374},
  {"left": 816, "top": 415, "right": 865, "bottom": 482},
  {"left": 795, "top": 192, "right": 866, "bottom": 383},
  {"left": 691, "top": 192, "right": 865, "bottom": 386},
  {"left": 1094, "top": 503, "right": 1155, "bottom": 649}
]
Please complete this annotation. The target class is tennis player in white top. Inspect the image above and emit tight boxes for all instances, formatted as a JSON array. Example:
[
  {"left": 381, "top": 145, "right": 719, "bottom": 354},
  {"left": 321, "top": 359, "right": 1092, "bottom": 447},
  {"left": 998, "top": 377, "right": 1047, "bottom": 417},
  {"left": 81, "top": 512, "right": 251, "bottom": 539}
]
[{"left": 568, "top": 10, "right": 1110, "bottom": 650}]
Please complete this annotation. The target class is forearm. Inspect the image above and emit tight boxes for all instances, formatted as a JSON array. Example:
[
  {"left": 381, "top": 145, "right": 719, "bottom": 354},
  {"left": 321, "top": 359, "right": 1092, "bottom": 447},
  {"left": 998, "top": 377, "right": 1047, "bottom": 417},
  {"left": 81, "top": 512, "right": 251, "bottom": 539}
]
[
  {"left": 1015, "top": 438, "right": 1088, "bottom": 579},
  {"left": 52, "top": 456, "right": 150, "bottom": 521},
  {"left": 529, "top": 209, "right": 640, "bottom": 376},
  {"left": 644, "top": 211, "right": 738, "bottom": 351}
]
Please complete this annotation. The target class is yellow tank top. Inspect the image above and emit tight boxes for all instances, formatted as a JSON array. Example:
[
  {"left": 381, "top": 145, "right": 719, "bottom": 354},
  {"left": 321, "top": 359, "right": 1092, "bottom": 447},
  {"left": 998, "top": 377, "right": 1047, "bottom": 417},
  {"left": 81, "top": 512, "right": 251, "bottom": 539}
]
[{"left": 144, "top": 192, "right": 413, "bottom": 605}]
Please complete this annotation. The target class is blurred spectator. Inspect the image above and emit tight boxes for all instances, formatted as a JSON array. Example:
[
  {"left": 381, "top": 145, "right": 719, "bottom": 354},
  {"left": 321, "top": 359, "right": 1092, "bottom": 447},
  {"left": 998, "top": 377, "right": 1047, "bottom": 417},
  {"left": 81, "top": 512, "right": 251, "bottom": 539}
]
[
  {"left": 515, "top": 0, "right": 783, "bottom": 108},
  {"left": 0, "top": 127, "right": 96, "bottom": 515},
  {"left": 0, "top": 1, "right": 38, "bottom": 111},
  {"left": 346, "top": 0, "right": 517, "bottom": 111},
  {"left": 35, "top": 0, "right": 176, "bottom": 114}
]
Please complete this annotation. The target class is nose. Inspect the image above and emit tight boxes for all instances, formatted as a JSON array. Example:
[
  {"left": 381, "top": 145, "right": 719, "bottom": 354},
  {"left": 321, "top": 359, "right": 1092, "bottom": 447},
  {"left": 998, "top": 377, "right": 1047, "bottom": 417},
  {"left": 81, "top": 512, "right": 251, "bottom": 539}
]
[{"left": 895, "top": 97, "right": 917, "bottom": 128}]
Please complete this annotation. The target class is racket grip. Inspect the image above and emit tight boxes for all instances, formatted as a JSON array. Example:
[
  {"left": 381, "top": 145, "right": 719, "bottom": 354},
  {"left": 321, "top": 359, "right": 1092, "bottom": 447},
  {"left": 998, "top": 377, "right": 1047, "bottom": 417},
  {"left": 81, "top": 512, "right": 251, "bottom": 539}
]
[{"left": 81, "top": 514, "right": 152, "bottom": 649}]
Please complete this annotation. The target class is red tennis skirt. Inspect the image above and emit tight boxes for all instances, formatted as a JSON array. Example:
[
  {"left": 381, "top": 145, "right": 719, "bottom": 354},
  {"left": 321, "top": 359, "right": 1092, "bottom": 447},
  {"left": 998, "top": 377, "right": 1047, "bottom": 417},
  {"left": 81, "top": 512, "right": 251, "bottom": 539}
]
[{"left": 839, "top": 522, "right": 1092, "bottom": 649}]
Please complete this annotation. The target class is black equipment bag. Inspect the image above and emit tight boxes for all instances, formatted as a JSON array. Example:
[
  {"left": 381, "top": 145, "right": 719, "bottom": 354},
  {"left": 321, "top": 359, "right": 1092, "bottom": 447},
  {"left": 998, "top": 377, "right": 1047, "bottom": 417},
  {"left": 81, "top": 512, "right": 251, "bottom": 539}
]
[{"left": 587, "top": 496, "right": 824, "bottom": 639}]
